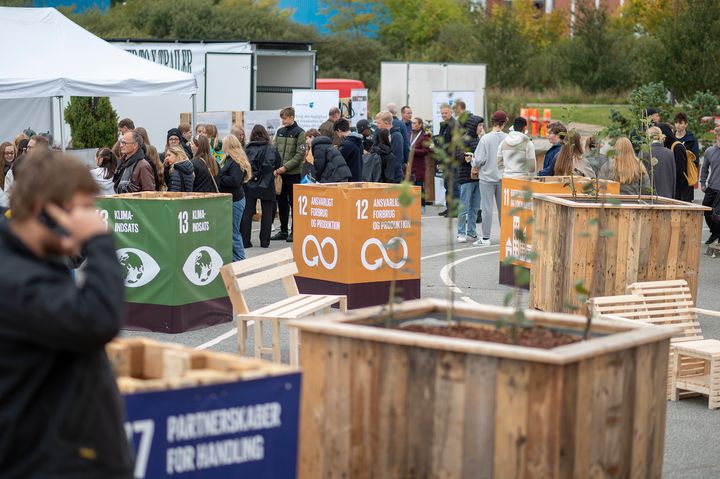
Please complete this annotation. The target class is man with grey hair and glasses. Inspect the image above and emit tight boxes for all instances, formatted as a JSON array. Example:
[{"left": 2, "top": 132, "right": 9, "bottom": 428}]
[{"left": 113, "top": 130, "right": 155, "bottom": 193}]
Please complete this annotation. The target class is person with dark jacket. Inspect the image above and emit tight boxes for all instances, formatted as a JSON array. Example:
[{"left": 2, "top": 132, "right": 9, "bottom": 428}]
[
  {"left": 241, "top": 125, "right": 282, "bottom": 248},
  {"left": 312, "top": 136, "right": 352, "bottom": 183},
  {"left": 356, "top": 119, "right": 374, "bottom": 152},
  {"left": 410, "top": 117, "right": 431, "bottom": 206},
  {"left": 538, "top": 122, "right": 566, "bottom": 176},
  {"left": 701, "top": 126, "right": 720, "bottom": 244},
  {"left": 456, "top": 108, "right": 483, "bottom": 241},
  {"left": 369, "top": 128, "right": 396, "bottom": 183},
  {"left": 114, "top": 130, "right": 155, "bottom": 192},
  {"left": 387, "top": 103, "right": 410, "bottom": 166},
  {"left": 335, "top": 118, "right": 364, "bottom": 181},
  {"left": 659, "top": 123, "right": 693, "bottom": 202},
  {"left": 191, "top": 135, "right": 218, "bottom": 193},
  {"left": 217, "top": 135, "right": 250, "bottom": 261},
  {"left": 436, "top": 104, "right": 461, "bottom": 216},
  {"left": 318, "top": 107, "right": 342, "bottom": 146},
  {"left": 374, "top": 110, "right": 404, "bottom": 182},
  {"left": 272, "top": 107, "right": 306, "bottom": 242},
  {"left": 164, "top": 127, "right": 193, "bottom": 161},
  {"left": 0, "top": 152, "right": 133, "bottom": 477},
  {"left": 164, "top": 146, "right": 195, "bottom": 192},
  {"left": 674, "top": 112, "right": 700, "bottom": 161}
]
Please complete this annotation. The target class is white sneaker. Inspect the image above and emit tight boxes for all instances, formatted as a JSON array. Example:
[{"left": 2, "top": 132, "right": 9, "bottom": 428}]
[
  {"left": 473, "top": 237, "right": 491, "bottom": 246},
  {"left": 456, "top": 235, "right": 467, "bottom": 243}
]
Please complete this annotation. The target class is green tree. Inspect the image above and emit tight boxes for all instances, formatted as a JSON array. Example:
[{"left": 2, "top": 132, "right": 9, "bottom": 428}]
[
  {"left": 561, "top": 6, "right": 638, "bottom": 93},
  {"left": 652, "top": 0, "right": 720, "bottom": 98},
  {"left": 64, "top": 97, "right": 118, "bottom": 149},
  {"left": 322, "top": 0, "right": 379, "bottom": 38}
]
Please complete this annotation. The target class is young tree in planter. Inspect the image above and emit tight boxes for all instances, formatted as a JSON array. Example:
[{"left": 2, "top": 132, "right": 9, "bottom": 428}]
[{"left": 64, "top": 97, "right": 118, "bottom": 149}]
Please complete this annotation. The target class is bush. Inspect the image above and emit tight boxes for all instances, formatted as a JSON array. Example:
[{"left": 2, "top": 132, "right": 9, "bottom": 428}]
[
  {"left": 683, "top": 90, "right": 719, "bottom": 141},
  {"left": 628, "top": 82, "right": 672, "bottom": 121},
  {"left": 64, "top": 97, "right": 118, "bottom": 149}
]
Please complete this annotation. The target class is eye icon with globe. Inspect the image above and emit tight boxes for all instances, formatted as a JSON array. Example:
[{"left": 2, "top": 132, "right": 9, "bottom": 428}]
[
  {"left": 116, "top": 248, "right": 161, "bottom": 288},
  {"left": 183, "top": 246, "right": 223, "bottom": 286}
]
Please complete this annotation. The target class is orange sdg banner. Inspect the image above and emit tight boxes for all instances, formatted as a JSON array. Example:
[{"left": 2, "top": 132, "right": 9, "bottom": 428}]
[
  {"left": 293, "top": 183, "right": 421, "bottom": 284},
  {"left": 500, "top": 176, "right": 620, "bottom": 269}
]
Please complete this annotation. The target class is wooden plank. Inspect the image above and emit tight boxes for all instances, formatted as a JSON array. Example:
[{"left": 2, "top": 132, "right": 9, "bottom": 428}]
[
  {"left": 430, "top": 351, "right": 466, "bottom": 477},
  {"left": 494, "top": 358, "right": 530, "bottom": 478},
  {"left": 227, "top": 247, "right": 294, "bottom": 275},
  {"left": 324, "top": 334, "right": 352, "bottom": 477},
  {"left": 404, "top": 347, "right": 437, "bottom": 477},
  {"left": 235, "top": 262, "right": 299, "bottom": 291},
  {"left": 376, "top": 342, "right": 409, "bottom": 478},
  {"left": 559, "top": 362, "right": 579, "bottom": 479},
  {"left": 298, "top": 332, "right": 328, "bottom": 479},
  {"left": 461, "top": 355, "right": 498, "bottom": 478},
  {"left": 525, "top": 362, "right": 562, "bottom": 478},
  {"left": 349, "top": 338, "right": 382, "bottom": 477}
]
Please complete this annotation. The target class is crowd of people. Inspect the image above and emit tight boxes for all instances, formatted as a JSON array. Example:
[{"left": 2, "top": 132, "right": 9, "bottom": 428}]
[{"left": 1, "top": 102, "right": 718, "bottom": 258}]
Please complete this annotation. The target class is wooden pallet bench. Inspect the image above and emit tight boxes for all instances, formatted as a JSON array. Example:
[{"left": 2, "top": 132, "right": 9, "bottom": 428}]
[
  {"left": 221, "top": 248, "right": 347, "bottom": 366},
  {"left": 106, "top": 337, "right": 295, "bottom": 394},
  {"left": 590, "top": 279, "right": 720, "bottom": 408}
]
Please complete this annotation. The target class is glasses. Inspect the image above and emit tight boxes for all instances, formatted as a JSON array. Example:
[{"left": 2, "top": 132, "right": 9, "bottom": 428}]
[
  {"left": 119, "top": 140, "right": 136, "bottom": 145},
  {"left": 3, "top": 152, "right": 13, "bottom": 156}
]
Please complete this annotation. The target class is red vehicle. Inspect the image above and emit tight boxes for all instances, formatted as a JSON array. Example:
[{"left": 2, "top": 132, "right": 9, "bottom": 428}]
[{"left": 315, "top": 78, "right": 365, "bottom": 99}]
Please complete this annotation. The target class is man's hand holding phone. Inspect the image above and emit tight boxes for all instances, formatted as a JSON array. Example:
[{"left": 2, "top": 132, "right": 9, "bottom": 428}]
[{"left": 45, "top": 203, "right": 108, "bottom": 255}]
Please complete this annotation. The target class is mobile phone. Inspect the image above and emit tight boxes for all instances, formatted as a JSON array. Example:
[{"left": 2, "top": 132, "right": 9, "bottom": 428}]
[{"left": 38, "top": 208, "right": 69, "bottom": 237}]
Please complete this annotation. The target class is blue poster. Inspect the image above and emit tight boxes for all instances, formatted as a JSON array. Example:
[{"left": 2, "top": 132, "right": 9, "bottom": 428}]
[{"left": 123, "top": 373, "right": 301, "bottom": 478}]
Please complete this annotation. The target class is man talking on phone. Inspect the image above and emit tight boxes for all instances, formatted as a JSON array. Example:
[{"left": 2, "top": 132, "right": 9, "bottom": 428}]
[{"left": 0, "top": 151, "right": 133, "bottom": 478}]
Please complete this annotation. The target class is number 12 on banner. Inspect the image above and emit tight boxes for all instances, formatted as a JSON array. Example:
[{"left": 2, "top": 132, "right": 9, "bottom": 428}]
[
  {"left": 356, "top": 199, "right": 368, "bottom": 220},
  {"left": 297, "top": 195, "right": 307, "bottom": 216}
]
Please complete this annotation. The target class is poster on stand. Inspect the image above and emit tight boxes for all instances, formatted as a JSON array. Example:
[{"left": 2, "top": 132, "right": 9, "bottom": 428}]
[
  {"left": 196, "top": 112, "right": 234, "bottom": 139},
  {"left": 243, "top": 110, "right": 282, "bottom": 138},
  {"left": 431, "top": 91, "right": 476, "bottom": 135},
  {"left": 292, "top": 90, "right": 339, "bottom": 131},
  {"left": 350, "top": 88, "right": 368, "bottom": 127}
]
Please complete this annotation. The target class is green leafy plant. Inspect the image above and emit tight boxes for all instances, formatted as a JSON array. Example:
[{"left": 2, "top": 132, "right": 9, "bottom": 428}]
[
  {"left": 64, "top": 97, "right": 118, "bottom": 149},
  {"left": 684, "top": 90, "right": 719, "bottom": 146}
]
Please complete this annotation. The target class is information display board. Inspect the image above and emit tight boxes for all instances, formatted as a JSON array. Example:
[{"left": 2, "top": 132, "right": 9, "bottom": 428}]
[
  {"left": 293, "top": 183, "right": 421, "bottom": 308},
  {"left": 292, "top": 89, "right": 339, "bottom": 131},
  {"left": 499, "top": 176, "right": 620, "bottom": 287},
  {"left": 124, "top": 373, "right": 301, "bottom": 479},
  {"left": 96, "top": 192, "right": 233, "bottom": 332}
]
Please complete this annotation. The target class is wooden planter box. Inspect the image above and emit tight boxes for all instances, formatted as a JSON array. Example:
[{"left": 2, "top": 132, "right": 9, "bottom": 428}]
[
  {"left": 289, "top": 299, "right": 675, "bottom": 478},
  {"left": 530, "top": 194, "right": 709, "bottom": 314}
]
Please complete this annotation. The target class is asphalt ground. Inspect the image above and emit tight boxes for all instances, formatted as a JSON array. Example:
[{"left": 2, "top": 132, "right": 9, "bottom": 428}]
[{"left": 121, "top": 191, "right": 720, "bottom": 478}]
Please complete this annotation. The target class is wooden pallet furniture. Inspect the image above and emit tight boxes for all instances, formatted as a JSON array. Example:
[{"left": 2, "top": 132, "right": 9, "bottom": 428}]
[
  {"left": 221, "top": 248, "right": 347, "bottom": 366},
  {"left": 589, "top": 279, "right": 720, "bottom": 407},
  {"left": 106, "top": 337, "right": 294, "bottom": 394}
]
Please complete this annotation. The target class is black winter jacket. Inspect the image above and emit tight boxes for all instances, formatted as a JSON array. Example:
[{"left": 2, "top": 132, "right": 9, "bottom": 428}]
[
  {"left": 458, "top": 114, "right": 482, "bottom": 185},
  {"left": 191, "top": 157, "right": 217, "bottom": 193},
  {"left": 166, "top": 159, "right": 195, "bottom": 192},
  {"left": 312, "top": 136, "right": 352, "bottom": 183},
  {"left": 369, "top": 143, "right": 397, "bottom": 183},
  {"left": 217, "top": 156, "right": 246, "bottom": 201},
  {"left": 340, "top": 133, "right": 364, "bottom": 182},
  {"left": 0, "top": 220, "right": 133, "bottom": 478},
  {"left": 245, "top": 141, "right": 282, "bottom": 201}
]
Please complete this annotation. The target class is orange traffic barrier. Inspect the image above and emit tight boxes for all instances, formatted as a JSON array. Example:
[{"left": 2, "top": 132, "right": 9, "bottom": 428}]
[{"left": 541, "top": 108, "right": 552, "bottom": 136}]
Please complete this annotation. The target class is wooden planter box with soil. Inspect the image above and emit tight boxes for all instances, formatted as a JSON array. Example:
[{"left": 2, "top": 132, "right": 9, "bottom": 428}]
[
  {"left": 530, "top": 194, "right": 709, "bottom": 314},
  {"left": 289, "top": 299, "right": 676, "bottom": 479}
]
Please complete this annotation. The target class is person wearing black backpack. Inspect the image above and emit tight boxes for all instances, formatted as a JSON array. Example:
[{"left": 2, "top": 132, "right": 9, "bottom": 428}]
[
  {"left": 367, "top": 129, "right": 396, "bottom": 183},
  {"left": 241, "top": 125, "right": 282, "bottom": 248}
]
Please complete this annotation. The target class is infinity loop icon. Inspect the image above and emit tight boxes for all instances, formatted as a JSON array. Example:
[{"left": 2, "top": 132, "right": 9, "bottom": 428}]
[
  {"left": 302, "top": 234, "right": 338, "bottom": 270},
  {"left": 361, "top": 237, "right": 408, "bottom": 271}
]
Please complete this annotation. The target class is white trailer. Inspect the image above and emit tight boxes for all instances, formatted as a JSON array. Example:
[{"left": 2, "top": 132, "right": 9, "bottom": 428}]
[
  {"left": 380, "top": 62, "right": 487, "bottom": 122},
  {"left": 109, "top": 40, "right": 316, "bottom": 146}
]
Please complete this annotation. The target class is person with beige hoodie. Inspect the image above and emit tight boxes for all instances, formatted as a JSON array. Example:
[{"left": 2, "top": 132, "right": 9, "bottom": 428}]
[{"left": 497, "top": 117, "right": 536, "bottom": 178}]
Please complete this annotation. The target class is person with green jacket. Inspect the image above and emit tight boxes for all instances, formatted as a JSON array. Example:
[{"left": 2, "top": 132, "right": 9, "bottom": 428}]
[{"left": 272, "top": 107, "right": 306, "bottom": 243}]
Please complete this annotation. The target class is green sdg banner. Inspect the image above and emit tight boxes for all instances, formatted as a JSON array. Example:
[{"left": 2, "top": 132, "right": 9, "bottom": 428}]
[{"left": 96, "top": 193, "right": 233, "bottom": 332}]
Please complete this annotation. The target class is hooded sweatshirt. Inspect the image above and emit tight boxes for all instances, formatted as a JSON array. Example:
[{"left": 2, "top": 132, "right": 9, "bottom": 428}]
[
  {"left": 497, "top": 130, "right": 536, "bottom": 178},
  {"left": 473, "top": 130, "right": 507, "bottom": 183},
  {"left": 90, "top": 167, "right": 117, "bottom": 196},
  {"left": 340, "top": 132, "right": 364, "bottom": 182}
]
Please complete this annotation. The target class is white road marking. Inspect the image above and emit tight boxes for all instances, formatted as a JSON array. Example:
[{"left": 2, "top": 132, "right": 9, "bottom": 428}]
[
  {"left": 439, "top": 250, "right": 499, "bottom": 293},
  {"left": 461, "top": 296, "right": 480, "bottom": 305},
  {"left": 195, "top": 323, "right": 249, "bottom": 350},
  {"left": 421, "top": 245, "right": 493, "bottom": 260}
]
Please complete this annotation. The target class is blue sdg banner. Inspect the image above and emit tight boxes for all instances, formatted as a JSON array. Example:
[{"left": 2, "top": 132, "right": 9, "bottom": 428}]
[{"left": 123, "top": 373, "right": 301, "bottom": 478}]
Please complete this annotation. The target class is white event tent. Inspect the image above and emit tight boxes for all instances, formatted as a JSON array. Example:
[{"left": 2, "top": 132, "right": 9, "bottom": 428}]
[{"left": 0, "top": 6, "right": 197, "bottom": 149}]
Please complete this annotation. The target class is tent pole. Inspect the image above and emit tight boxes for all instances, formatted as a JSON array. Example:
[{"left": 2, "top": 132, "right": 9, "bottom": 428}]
[
  {"left": 58, "top": 96, "right": 66, "bottom": 152},
  {"left": 191, "top": 94, "right": 197, "bottom": 139}
]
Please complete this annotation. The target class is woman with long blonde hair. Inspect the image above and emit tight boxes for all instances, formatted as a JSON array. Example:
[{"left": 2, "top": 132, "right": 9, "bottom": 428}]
[
  {"left": 164, "top": 146, "right": 195, "bottom": 192},
  {"left": 218, "top": 135, "right": 250, "bottom": 260},
  {"left": 553, "top": 133, "right": 594, "bottom": 177},
  {"left": 599, "top": 136, "right": 650, "bottom": 195}
]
